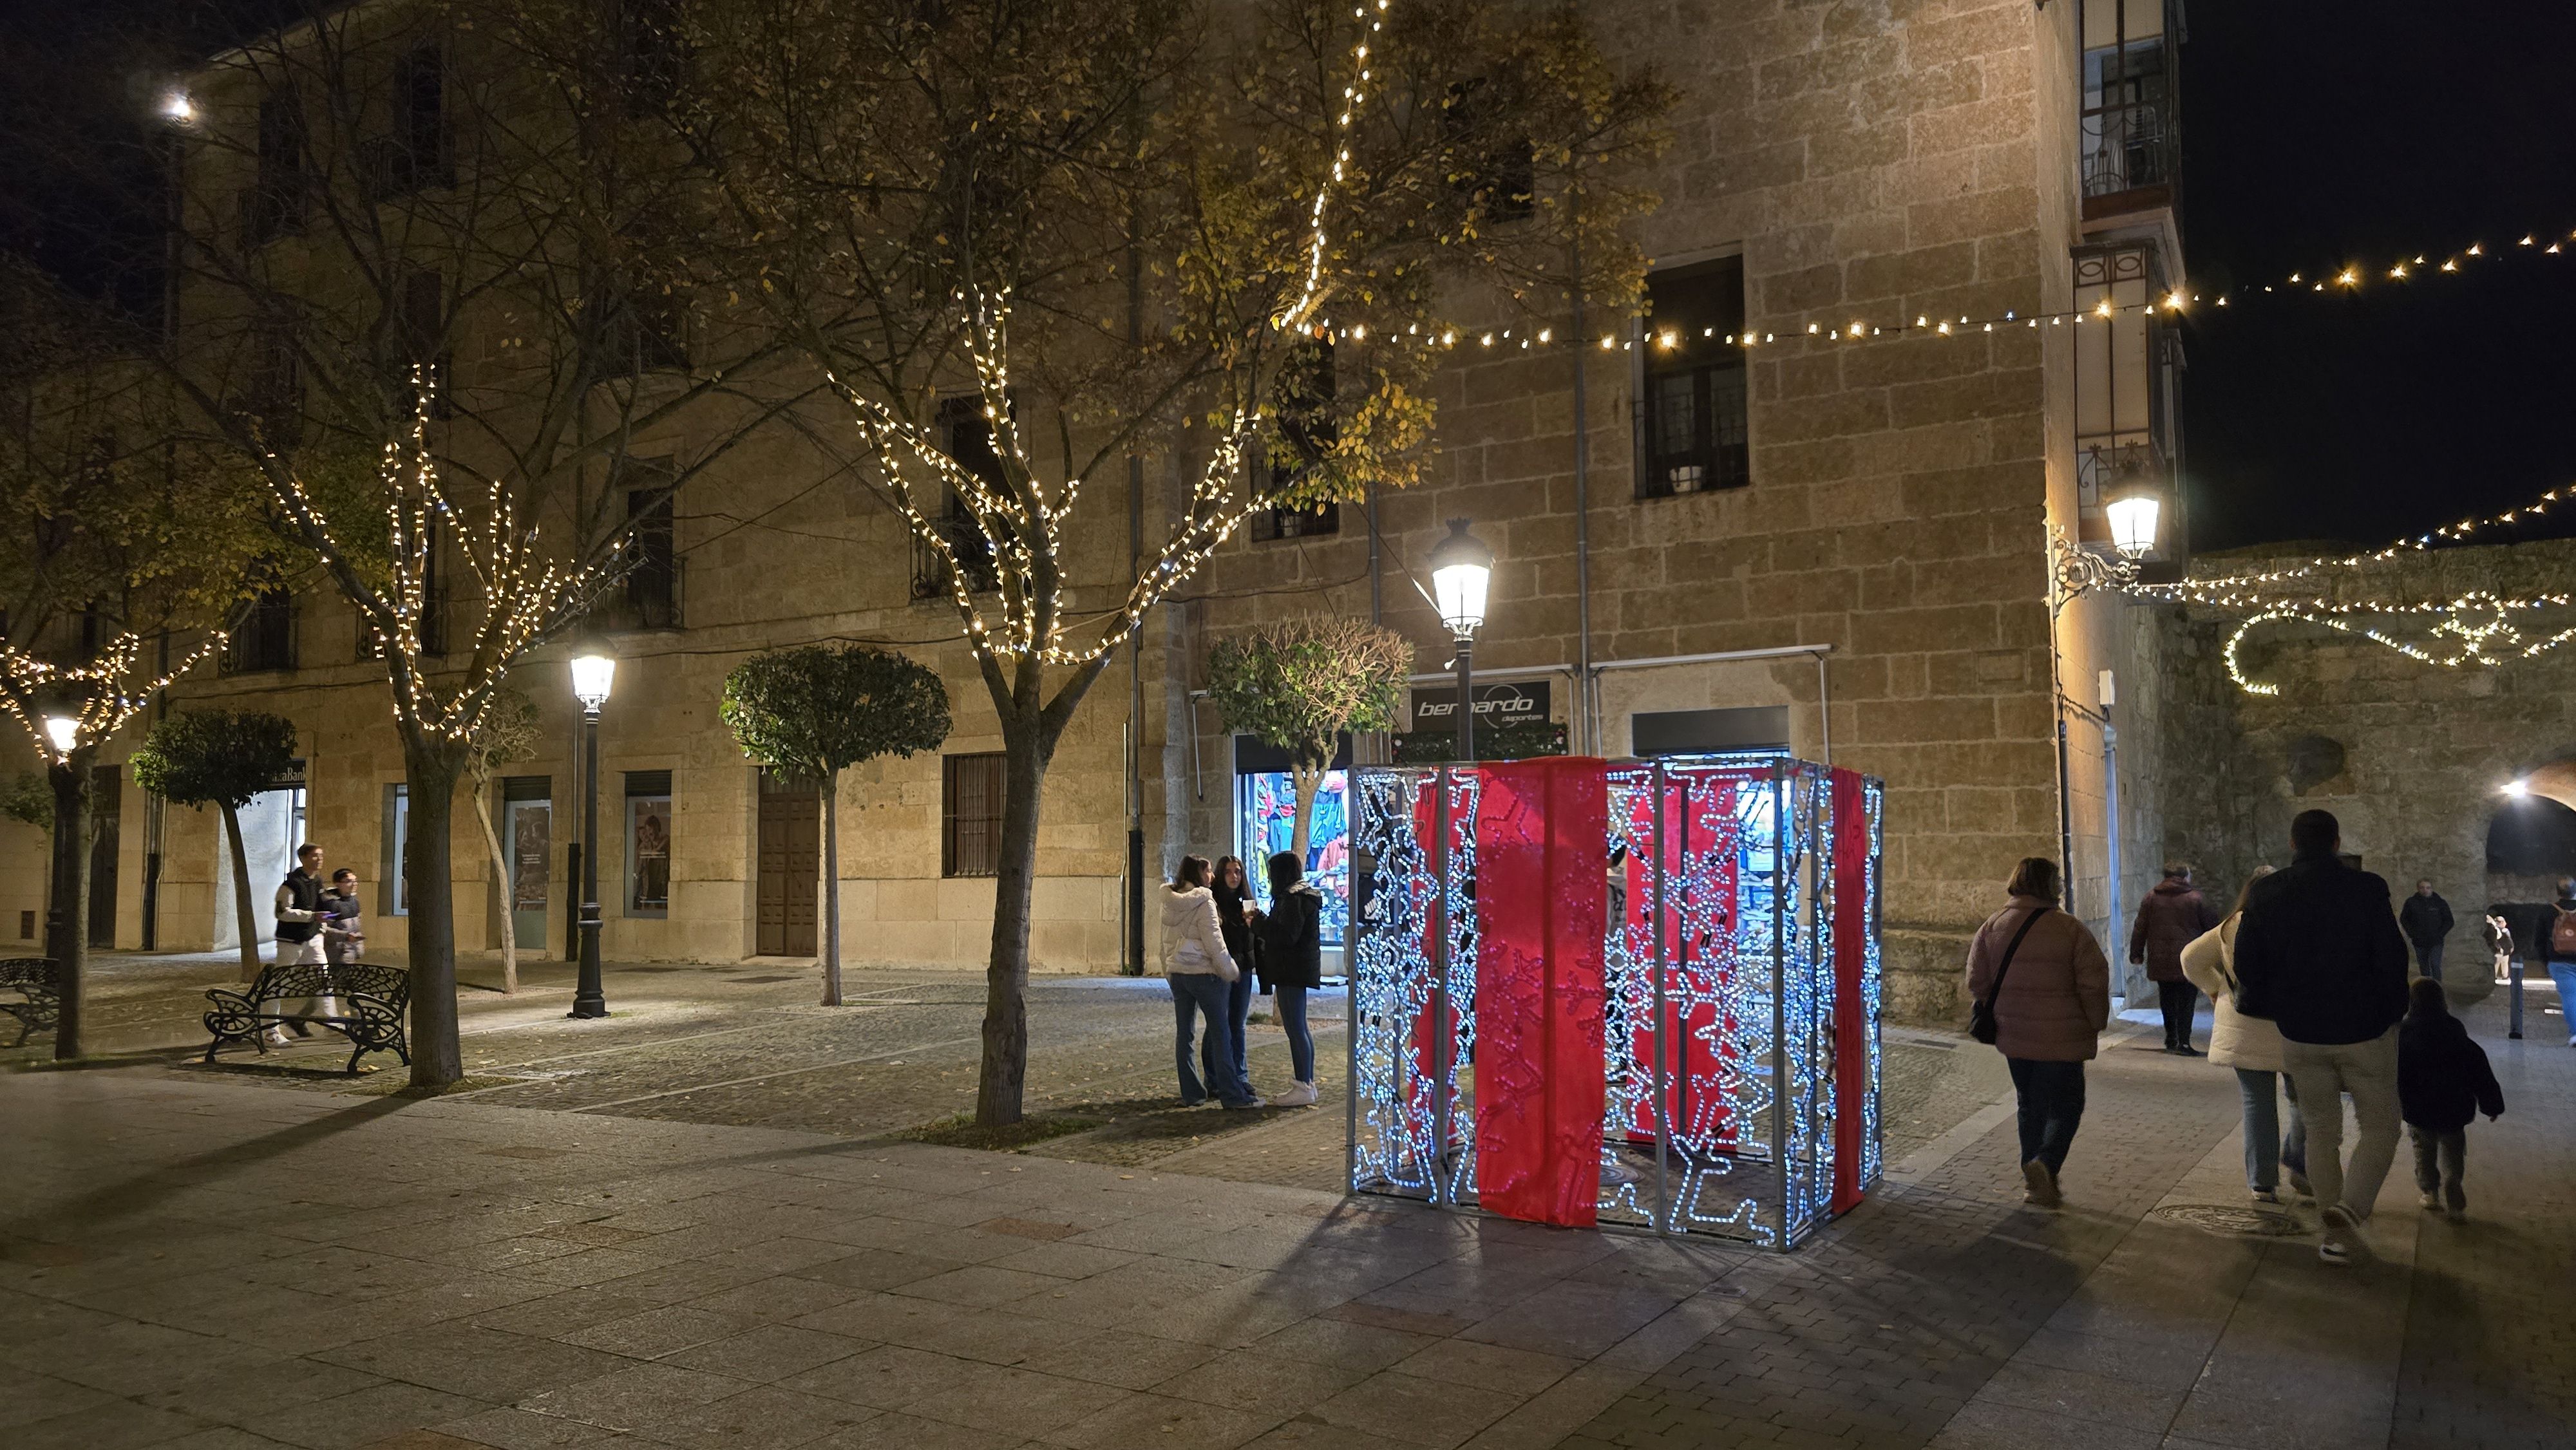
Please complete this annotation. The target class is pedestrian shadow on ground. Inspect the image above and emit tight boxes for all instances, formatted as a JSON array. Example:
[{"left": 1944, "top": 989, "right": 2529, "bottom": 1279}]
[{"left": 3, "top": 1092, "right": 415, "bottom": 1241}]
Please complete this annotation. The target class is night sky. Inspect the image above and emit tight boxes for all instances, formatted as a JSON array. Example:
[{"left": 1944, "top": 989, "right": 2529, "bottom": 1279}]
[
  {"left": 7, "top": 1, "right": 2573, "bottom": 558},
  {"left": 2176, "top": 3, "right": 2576, "bottom": 554}
]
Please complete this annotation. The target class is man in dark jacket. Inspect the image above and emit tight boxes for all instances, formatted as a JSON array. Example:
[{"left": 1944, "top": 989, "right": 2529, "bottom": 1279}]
[
  {"left": 2232, "top": 810, "right": 2410, "bottom": 1265},
  {"left": 2398, "top": 880, "right": 2456, "bottom": 983},
  {"left": 2130, "top": 862, "right": 2221, "bottom": 1054}
]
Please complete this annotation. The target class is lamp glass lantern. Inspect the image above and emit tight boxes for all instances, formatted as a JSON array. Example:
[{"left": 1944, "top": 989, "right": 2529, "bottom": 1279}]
[
  {"left": 42, "top": 714, "right": 80, "bottom": 755},
  {"left": 569, "top": 652, "right": 616, "bottom": 712},
  {"left": 2102, "top": 469, "right": 2164, "bottom": 561},
  {"left": 1427, "top": 518, "right": 1495, "bottom": 639}
]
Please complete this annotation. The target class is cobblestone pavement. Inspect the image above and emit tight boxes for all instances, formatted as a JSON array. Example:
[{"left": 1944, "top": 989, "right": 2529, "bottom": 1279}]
[
  {"left": 4, "top": 986, "right": 2566, "bottom": 1449},
  {"left": 3, "top": 954, "right": 2005, "bottom": 1198}
]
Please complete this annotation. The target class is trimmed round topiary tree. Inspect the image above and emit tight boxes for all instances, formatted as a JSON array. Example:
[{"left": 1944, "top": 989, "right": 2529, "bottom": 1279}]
[{"left": 131, "top": 708, "right": 301, "bottom": 981}]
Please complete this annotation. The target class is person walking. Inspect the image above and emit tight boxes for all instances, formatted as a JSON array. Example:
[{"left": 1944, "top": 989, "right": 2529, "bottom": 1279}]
[
  {"left": 2547, "top": 878, "right": 2576, "bottom": 1048},
  {"left": 266, "top": 843, "right": 330, "bottom": 1042},
  {"left": 1160, "top": 856, "right": 1262, "bottom": 1109},
  {"left": 2232, "top": 810, "right": 2411, "bottom": 1265},
  {"left": 2397, "top": 977, "right": 2504, "bottom": 1223},
  {"left": 1257, "top": 851, "right": 1324, "bottom": 1107},
  {"left": 2400, "top": 880, "right": 2456, "bottom": 983},
  {"left": 1212, "top": 856, "right": 1261, "bottom": 1093},
  {"left": 321, "top": 868, "right": 367, "bottom": 968},
  {"left": 2130, "top": 862, "right": 2220, "bottom": 1054},
  {"left": 1965, "top": 857, "right": 2110, "bottom": 1209},
  {"left": 2180, "top": 865, "right": 2309, "bottom": 1205}
]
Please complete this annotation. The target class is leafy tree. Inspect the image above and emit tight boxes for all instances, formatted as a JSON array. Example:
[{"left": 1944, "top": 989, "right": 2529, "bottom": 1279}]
[
  {"left": 466, "top": 689, "right": 543, "bottom": 995},
  {"left": 15, "top": 1, "right": 817, "bottom": 1086},
  {"left": 130, "top": 709, "right": 301, "bottom": 981},
  {"left": 1, "top": 773, "right": 50, "bottom": 831},
  {"left": 721, "top": 645, "right": 952, "bottom": 1006},
  {"left": 1208, "top": 617, "right": 1411, "bottom": 860},
  {"left": 0, "top": 267, "right": 276, "bottom": 1057},
  {"left": 682, "top": 0, "right": 1669, "bottom": 1124}
]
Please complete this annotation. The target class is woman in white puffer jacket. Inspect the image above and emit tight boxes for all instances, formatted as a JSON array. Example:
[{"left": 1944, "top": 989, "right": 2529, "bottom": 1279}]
[
  {"left": 1161, "top": 856, "right": 1260, "bottom": 1109},
  {"left": 2180, "top": 865, "right": 2309, "bottom": 1204}
]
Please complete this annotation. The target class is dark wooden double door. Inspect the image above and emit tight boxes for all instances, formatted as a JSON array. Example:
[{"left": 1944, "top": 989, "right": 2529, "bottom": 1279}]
[{"left": 756, "top": 771, "right": 819, "bottom": 957}]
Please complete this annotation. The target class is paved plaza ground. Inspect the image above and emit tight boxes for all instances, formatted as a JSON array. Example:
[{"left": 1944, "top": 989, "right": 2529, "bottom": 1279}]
[{"left": 2, "top": 955, "right": 2570, "bottom": 1449}]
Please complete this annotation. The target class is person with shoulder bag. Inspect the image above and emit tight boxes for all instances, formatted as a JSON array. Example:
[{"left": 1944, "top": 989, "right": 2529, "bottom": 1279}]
[
  {"left": 1965, "top": 856, "right": 2110, "bottom": 1209},
  {"left": 1256, "top": 851, "right": 1325, "bottom": 1107},
  {"left": 1160, "top": 856, "right": 1262, "bottom": 1109}
]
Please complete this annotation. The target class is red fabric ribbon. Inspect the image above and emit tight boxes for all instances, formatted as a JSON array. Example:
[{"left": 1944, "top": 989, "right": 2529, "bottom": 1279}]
[
  {"left": 1828, "top": 767, "right": 1872, "bottom": 1214},
  {"left": 1473, "top": 757, "right": 1609, "bottom": 1227}
]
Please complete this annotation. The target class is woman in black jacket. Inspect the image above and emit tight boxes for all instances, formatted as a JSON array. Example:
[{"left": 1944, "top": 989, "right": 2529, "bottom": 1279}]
[
  {"left": 1258, "top": 851, "right": 1324, "bottom": 1107},
  {"left": 1211, "top": 856, "right": 1260, "bottom": 1092}
]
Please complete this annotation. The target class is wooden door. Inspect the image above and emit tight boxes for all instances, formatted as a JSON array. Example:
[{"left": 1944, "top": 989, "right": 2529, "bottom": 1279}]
[{"left": 756, "top": 771, "right": 819, "bottom": 957}]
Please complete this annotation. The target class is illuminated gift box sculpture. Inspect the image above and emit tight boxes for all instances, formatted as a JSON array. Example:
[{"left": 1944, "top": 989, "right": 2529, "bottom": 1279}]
[{"left": 1346, "top": 757, "right": 1884, "bottom": 1248}]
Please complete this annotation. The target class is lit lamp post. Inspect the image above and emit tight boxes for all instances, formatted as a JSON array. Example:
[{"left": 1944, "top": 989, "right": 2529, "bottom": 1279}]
[
  {"left": 568, "top": 649, "right": 615, "bottom": 1019},
  {"left": 2102, "top": 468, "right": 2164, "bottom": 561},
  {"left": 1428, "top": 518, "right": 1495, "bottom": 762}
]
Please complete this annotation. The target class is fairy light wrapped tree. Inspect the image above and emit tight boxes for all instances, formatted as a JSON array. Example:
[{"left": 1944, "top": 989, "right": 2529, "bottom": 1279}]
[{"left": 679, "top": 0, "right": 1671, "bottom": 1124}]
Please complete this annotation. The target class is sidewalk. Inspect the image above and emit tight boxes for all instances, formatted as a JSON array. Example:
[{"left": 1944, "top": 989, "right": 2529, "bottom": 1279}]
[{"left": 5, "top": 993, "right": 2566, "bottom": 1449}]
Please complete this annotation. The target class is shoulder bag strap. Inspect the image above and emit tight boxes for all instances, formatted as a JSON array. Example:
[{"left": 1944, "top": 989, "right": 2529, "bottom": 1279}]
[{"left": 1985, "top": 906, "right": 2050, "bottom": 1004}]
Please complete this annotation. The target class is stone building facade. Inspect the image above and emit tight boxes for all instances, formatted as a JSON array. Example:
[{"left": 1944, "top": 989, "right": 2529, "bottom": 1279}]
[{"left": 6, "top": 0, "right": 2210, "bottom": 1026}]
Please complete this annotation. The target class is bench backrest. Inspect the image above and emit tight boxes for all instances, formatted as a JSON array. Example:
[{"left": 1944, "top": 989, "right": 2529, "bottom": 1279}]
[
  {"left": 253, "top": 961, "right": 410, "bottom": 1008},
  {"left": 0, "top": 957, "right": 59, "bottom": 990}
]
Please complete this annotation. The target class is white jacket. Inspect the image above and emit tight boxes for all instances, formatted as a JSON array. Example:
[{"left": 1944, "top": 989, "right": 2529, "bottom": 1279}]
[
  {"left": 2179, "top": 914, "right": 2287, "bottom": 1073},
  {"left": 1159, "top": 885, "right": 1239, "bottom": 981}
]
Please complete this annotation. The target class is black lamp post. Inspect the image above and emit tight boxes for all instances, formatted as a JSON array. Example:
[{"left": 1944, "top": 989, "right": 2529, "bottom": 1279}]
[
  {"left": 1428, "top": 518, "right": 1495, "bottom": 762},
  {"left": 568, "top": 649, "right": 615, "bottom": 1019}
]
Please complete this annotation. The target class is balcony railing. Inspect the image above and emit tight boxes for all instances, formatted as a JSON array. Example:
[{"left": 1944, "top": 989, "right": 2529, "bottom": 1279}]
[
  {"left": 910, "top": 514, "right": 999, "bottom": 602},
  {"left": 2081, "top": 96, "right": 2173, "bottom": 202}
]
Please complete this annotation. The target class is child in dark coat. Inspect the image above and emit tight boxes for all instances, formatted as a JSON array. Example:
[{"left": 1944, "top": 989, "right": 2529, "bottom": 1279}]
[{"left": 2397, "top": 977, "right": 2503, "bottom": 1221}]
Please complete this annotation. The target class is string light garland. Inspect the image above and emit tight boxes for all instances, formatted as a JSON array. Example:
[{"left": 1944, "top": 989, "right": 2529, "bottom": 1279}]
[
  {"left": 2136, "top": 485, "right": 2570, "bottom": 606},
  {"left": 0, "top": 628, "right": 229, "bottom": 764}
]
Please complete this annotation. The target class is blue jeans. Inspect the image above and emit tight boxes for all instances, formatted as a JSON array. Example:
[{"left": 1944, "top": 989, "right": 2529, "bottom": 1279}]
[
  {"left": 2233, "top": 1067, "right": 2309, "bottom": 1193},
  {"left": 1226, "top": 972, "right": 1255, "bottom": 1085},
  {"left": 1170, "top": 973, "right": 1253, "bottom": 1105},
  {"left": 2006, "top": 1058, "right": 2085, "bottom": 1174},
  {"left": 1276, "top": 984, "right": 1314, "bottom": 1084},
  {"left": 2550, "top": 963, "right": 2576, "bottom": 1044},
  {"left": 2414, "top": 939, "right": 2445, "bottom": 981}
]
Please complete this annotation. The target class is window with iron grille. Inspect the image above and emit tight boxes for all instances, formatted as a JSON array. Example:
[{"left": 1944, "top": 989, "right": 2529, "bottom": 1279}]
[
  {"left": 363, "top": 42, "right": 451, "bottom": 200},
  {"left": 942, "top": 753, "right": 1007, "bottom": 878},
  {"left": 624, "top": 482, "right": 681, "bottom": 630},
  {"left": 2079, "top": 0, "right": 2175, "bottom": 204},
  {"left": 913, "top": 395, "right": 1003, "bottom": 600},
  {"left": 1440, "top": 79, "right": 1534, "bottom": 223},
  {"left": 241, "top": 326, "right": 303, "bottom": 451},
  {"left": 1636, "top": 257, "right": 1750, "bottom": 499},
  {"left": 1253, "top": 341, "right": 1339, "bottom": 541},
  {"left": 223, "top": 589, "right": 297, "bottom": 675},
  {"left": 240, "top": 89, "right": 307, "bottom": 247}
]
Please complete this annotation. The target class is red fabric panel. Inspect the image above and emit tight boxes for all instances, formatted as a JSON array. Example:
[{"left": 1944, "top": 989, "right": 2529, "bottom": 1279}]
[
  {"left": 1473, "top": 757, "right": 1609, "bottom": 1227},
  {"left": 1828, "top": 767, "right": 1871, "bottom": 1214}
]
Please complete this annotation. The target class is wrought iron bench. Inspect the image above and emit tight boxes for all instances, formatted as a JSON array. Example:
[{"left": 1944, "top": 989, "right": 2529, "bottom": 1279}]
[
  {"left": 204, "top": 962, "right": 412, "bottom": 1075},
  {"left": 0, "top": 957, "right": 60, "bottom": 1046}
]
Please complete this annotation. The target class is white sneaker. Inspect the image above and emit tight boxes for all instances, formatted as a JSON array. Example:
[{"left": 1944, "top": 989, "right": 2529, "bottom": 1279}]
[
  {"left": 2420, "top": 1190, "right": 2442, "bottom": 1211},
  {"left": 1274, "top": 1080, "right": 1319, "bottom": 1107}
]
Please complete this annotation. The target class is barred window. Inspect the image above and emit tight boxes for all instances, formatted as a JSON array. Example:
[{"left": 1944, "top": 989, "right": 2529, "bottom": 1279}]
[
  {"left": 1638, "top": 257, "right": 1750, "bottom": 499},
  {"left": 942, "top": 753, "right": 1007, "bottom": 878}
]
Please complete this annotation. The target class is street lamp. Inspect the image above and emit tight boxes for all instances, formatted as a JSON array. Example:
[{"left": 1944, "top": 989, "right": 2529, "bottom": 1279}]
[
  {"left": 2103, "top": 468, "right": 2164, "bottom": 561},
  {"left": 1428, "top": 518, "right": 1494, "bottom": 762},
  {"left": 42, "top": 714, "right": 80, "bottom": 758},
  {"left": 569, "top": 649, "right": 616, "bottom": 1019}
]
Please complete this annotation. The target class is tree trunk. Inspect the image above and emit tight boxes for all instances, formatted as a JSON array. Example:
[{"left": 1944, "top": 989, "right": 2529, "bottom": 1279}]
[
  {"left": 401, "top": 739, "right": 468, "bottom": 1088},
  {"left": 974, "top": 713, "right": 1057, "bottom": 1126},
  {"left": 1290, "top": 759, "right": 1324, "bottom": 865},
  {"left": 471, "top": 777, "right": 517, "bottom": 994},
  {"left": 819, "top": 768, "right": 842, "bottom": 1007},
  {"left": 220, "top": 800, "right": 262, "bottom": 982},
  {"left": 46, "top": 755, "right": 94, "bottom": 1060}
]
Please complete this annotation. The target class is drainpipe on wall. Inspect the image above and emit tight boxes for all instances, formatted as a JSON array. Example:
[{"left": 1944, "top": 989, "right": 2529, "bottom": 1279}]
[{"left": 1570, "top": 194, "right": 1595, "bottom": 755}]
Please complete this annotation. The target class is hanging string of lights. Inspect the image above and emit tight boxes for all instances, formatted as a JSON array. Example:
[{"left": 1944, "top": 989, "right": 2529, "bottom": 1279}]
[
  {"left": 1296, "top": 223, "right": 2576, "bottom": 359},
  {"left": 2134, "top": 485, "right": 2571, "bottom": 604},
  {"left": 0, "top": 629, "right": 231, "bottom": 764}
]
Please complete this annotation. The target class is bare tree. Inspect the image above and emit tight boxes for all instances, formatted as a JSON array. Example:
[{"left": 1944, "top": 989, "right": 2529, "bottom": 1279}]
[{"left": 466, "top": 687, "right": 542, "bottom": 995}]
